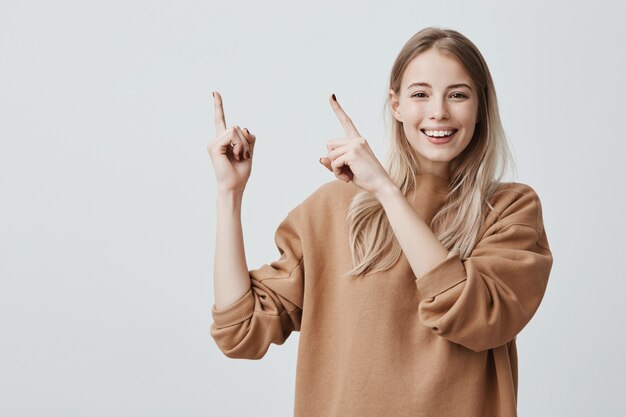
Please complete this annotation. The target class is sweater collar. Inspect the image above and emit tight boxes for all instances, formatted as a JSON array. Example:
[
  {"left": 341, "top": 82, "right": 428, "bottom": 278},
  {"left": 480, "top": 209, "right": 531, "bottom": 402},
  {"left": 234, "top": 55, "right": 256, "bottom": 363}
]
[{"left": 407, "top": 172, "right": 450, "bottom": 224}]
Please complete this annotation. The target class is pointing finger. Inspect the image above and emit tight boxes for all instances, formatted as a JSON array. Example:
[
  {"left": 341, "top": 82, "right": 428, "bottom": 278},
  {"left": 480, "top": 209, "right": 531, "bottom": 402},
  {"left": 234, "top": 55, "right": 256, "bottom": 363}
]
[
  {"left": 329, "top": 94, "right": 360, "bottom": 138},
  {"left": 213, "top": 91, "right": 227, "bottom": 136}
]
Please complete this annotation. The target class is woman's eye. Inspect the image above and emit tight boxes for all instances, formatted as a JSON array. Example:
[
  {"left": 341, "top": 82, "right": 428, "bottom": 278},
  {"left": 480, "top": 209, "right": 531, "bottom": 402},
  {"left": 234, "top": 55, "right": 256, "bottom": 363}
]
[{"left": 410, "top": 92, "right": 468, "bottom": 99}]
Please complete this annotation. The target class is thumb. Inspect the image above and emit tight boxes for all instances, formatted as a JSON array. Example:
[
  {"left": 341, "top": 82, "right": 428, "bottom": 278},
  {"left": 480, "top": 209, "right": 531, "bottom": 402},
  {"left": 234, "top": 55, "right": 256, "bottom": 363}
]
[{"left": 319, "top": 157, "right": 332, "bottom": 172}]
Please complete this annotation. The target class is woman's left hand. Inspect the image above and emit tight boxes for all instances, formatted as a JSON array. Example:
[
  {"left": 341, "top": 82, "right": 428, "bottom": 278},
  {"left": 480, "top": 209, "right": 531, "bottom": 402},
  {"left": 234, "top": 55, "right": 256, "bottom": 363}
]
[{"left": 320, "top": 94, "right": 393, "bottom": 195}]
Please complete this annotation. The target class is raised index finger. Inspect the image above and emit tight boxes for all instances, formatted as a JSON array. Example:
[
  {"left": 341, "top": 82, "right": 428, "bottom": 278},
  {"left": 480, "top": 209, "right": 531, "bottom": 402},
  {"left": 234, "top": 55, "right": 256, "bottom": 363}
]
[
  {"left": 213, "top": 91, "right": 227, "bottom": 135},
  {"left": 329, "top": 94, "right": 360, "bottom": 138}
]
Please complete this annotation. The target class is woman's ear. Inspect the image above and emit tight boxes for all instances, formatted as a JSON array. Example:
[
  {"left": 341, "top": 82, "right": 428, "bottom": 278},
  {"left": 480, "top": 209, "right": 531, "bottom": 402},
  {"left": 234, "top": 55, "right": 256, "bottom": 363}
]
[{"left": 389, "top": 89, "right": 402, "bottom": 122}]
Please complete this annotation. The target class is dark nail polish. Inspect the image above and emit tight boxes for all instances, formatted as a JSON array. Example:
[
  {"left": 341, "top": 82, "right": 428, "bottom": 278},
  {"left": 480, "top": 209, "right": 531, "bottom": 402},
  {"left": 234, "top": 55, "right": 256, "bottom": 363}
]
[{"left": 331, "top": 94, "right": 336, "bottom": 102}]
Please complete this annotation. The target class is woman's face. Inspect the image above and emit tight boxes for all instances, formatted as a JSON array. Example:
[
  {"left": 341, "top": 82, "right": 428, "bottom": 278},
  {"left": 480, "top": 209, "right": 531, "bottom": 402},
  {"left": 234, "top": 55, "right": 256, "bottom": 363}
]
[{"left": 390, "top": 48, "right": 479, "bottom": 179}]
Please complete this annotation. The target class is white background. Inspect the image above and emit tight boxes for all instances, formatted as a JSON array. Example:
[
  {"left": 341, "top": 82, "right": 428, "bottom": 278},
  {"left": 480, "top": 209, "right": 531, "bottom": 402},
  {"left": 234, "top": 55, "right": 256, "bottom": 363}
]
[{"left": 1, "top": 0, "right": 625, "bottom": 415}]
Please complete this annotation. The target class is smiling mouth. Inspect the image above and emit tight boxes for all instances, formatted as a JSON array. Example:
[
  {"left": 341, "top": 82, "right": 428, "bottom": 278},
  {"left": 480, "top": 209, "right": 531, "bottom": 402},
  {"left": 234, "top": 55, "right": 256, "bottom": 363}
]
[{"left": 420, "top": 129, "right": 458, "bottom": 138}]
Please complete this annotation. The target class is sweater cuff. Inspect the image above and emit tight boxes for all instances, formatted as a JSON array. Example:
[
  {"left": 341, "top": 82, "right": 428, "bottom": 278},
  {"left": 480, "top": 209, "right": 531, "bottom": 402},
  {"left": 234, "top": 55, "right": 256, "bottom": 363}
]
[
  {"left": 211, "top": 287, "right": 255, "bottom": 328},
  {"left": 415, "top": 251, "right": 467, "bottom": 300}
]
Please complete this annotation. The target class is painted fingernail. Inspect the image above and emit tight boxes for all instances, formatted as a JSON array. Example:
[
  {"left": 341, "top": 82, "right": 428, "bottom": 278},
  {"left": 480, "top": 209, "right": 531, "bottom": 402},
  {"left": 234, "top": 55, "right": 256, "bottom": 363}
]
[
  {"left": 319, "top": 157, "right": 323, "bottom": 165},
  {"left": 212, "top": 91, "right": 215, "bottom": 98},
  {"left": 331, "top": 94, "right": 336, "bottom": 102}
]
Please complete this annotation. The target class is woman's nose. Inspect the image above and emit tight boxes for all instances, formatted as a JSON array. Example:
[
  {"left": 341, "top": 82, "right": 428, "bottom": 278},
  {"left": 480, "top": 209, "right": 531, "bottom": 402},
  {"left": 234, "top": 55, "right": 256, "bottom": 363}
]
[{"left": 430, "top": 97, "right": 449, "bottom": 119}]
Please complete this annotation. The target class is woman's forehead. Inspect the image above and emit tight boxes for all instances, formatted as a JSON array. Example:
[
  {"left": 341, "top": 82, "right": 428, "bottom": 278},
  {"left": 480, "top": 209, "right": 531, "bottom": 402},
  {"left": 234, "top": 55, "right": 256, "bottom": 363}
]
[{"left": 402, "top": 50, "right": 473, "bottom": 90}]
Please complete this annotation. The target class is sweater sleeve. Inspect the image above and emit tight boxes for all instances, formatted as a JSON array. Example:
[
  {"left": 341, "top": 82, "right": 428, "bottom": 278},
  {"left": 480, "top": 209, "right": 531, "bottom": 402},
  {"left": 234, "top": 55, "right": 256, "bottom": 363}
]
[
  {"left": 415, "top": 186, "right": 554, "bottom": 353},
  {"left": 209, "top": 209, "right": 305, "bottom": 360}
]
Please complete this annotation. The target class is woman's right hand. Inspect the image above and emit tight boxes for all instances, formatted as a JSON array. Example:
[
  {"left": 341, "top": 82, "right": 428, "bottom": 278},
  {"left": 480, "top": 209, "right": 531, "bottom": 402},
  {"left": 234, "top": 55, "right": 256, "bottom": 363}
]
[{"left": 207, "top": 91, "right": 256, "bottom": 194}]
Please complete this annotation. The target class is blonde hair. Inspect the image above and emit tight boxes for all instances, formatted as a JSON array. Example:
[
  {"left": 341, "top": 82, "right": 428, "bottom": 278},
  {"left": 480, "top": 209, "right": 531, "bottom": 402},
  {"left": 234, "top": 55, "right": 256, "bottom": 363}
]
[{"left": 342, "top": 26, "right": 516, "bottom": 279}]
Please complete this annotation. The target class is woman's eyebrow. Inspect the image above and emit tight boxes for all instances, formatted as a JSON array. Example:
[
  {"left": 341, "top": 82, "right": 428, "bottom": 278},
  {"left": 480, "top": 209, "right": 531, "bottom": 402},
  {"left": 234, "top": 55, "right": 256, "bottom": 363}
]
[{"left": 407, "top": 82, "right": 472, "bottom": 91}]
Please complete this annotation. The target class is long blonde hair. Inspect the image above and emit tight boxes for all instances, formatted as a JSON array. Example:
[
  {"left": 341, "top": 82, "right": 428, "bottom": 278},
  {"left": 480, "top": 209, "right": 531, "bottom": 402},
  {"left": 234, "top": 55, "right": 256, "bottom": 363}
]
[{"left": 342, "top": 26, "right": 516, "bottom": 279}]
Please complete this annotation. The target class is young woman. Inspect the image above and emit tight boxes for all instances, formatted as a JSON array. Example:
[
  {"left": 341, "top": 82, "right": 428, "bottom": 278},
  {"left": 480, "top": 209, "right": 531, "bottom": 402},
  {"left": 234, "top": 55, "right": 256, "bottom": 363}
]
[{"left": 207, "top": 26, "right": 553, "bottom": 417}]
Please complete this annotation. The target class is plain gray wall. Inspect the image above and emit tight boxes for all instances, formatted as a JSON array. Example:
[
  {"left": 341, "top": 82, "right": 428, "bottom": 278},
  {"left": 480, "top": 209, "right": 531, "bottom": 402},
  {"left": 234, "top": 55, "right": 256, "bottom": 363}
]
[{"left": 1, "top": 0, "right": 625, "bottom": 415}]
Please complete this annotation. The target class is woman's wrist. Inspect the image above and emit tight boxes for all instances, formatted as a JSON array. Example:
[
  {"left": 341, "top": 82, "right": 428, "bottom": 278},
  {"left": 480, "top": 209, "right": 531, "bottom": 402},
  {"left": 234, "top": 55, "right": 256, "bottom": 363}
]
[
  {"left": 216, "top": 188, "right": 244, "bottom": 209},
  {"left": 374, "top": 179, "right": 400, "bottom": 202}
]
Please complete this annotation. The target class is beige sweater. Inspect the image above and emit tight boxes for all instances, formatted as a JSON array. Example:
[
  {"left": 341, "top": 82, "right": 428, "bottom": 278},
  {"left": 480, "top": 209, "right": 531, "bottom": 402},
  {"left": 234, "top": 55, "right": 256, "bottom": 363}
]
[{"left": 210, "top": 173, "right": 554, "bottom": 417}]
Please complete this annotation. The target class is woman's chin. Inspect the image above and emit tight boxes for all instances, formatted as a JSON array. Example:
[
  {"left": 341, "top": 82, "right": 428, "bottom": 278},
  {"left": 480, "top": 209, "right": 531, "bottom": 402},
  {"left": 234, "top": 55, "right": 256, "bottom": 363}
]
[{"left": 413, "top": 148, "right": 457, "bottom": 163}]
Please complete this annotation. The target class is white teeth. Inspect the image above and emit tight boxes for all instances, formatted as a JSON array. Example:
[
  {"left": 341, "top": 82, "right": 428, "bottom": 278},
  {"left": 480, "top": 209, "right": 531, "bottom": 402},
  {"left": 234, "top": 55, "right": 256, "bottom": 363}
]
[{"left": 423, "top": 129, "right": 456, "bottom": 137}]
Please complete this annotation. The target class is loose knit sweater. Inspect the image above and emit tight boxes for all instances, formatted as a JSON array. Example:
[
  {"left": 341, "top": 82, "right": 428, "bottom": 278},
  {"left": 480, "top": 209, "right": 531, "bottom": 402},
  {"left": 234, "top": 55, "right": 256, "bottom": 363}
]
[{"left": 210, "top": 172, "right": 554, "bottom": 417}]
